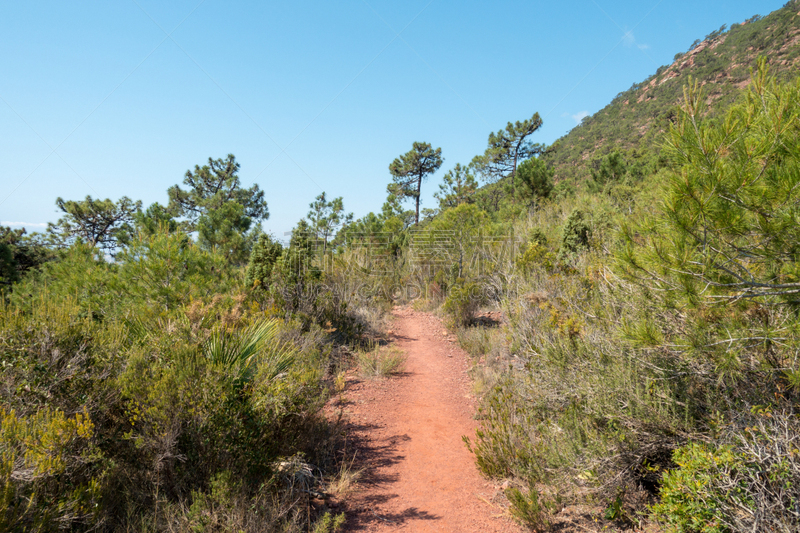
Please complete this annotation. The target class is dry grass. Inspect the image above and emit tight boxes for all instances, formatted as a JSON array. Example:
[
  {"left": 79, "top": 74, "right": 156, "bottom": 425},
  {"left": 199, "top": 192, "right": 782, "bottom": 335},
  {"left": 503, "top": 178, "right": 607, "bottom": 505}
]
[
  {"left": 456, "top": 326, "right": 493, "bottom": 356},
  {"left": 325, "top": 453, "right": 364, "bottom": 500},
  {"left": 357, "top": 346, "right": 406, "bottom": 378},
  {"left": 411, "top": 298, "right": 440, "bottom": 312},
  {"left": 458, "top": 327, "right": 510, "bottom": 398}
]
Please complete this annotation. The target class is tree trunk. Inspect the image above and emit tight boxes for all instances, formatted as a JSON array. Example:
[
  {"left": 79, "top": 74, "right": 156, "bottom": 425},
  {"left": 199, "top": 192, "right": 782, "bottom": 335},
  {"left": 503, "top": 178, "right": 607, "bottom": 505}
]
[
  {"left": 511, "top": 149, "right": 519, "bottom": 198},
  {"left": 414, "top": 174, "right": 422, "bottom": 224}
]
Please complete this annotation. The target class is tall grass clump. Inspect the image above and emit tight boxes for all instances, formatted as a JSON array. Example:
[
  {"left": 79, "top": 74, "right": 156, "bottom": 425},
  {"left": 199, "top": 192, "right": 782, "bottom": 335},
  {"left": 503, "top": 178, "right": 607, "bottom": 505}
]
[{"left": 357, "top": 346, "right": 406, "bottom": 378}]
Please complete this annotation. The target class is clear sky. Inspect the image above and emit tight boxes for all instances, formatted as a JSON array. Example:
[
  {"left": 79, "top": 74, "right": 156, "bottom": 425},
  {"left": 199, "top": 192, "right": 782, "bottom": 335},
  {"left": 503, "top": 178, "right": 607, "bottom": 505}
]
[{"left": 0, "top": 0, "right": 786, "bottom": 237}]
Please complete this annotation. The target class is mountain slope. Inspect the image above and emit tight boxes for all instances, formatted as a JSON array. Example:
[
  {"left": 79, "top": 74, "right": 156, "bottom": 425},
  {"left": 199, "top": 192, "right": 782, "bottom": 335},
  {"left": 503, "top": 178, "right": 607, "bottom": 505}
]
[{"left": 546, "top": 0, "right": 800, "bottom": 183}]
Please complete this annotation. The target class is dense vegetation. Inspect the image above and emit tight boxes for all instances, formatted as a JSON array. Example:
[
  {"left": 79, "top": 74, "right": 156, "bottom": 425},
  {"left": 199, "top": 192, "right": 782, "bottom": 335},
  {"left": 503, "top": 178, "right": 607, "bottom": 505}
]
[
  {"left": 3, "top": 2, "right": 800, "bottom": 532},
  {"left": 0, "top": 157, "right": 387, "bottom": 532}
]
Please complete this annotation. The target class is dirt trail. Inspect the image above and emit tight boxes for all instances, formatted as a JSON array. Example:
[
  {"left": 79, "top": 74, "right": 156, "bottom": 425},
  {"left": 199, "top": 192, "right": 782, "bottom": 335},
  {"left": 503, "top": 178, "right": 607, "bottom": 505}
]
[{"left": 338, "top": 306, "right": 521, "bottom": 532}]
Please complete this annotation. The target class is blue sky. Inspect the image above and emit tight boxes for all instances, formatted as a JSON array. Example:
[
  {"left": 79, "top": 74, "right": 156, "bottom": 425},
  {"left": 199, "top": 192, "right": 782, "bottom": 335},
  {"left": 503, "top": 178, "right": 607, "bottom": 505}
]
[{"left": 0, "top": 0, "right": 786, "bottom": 237}]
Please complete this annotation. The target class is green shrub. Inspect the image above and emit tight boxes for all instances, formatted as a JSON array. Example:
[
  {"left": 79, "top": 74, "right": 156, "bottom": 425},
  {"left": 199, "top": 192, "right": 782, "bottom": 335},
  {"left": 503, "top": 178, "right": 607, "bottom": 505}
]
[
  {"left": 653, "top": 410, "right": 800, "bottom": 533},
  {"left": 245, "top": 233, "right": 283, "bottom": 291},
  {"left": 442, "top": 281, "right": 485, "bottom": 327},
  {"left": 651, "top": 443, "right": 739, "bottom": 533},
  {"left": 516, "top": 158, "right": 554, "bottom": 204},
  {"left": 117, "top": 229, "right": 228, "bottom": 312},
  {"left": 505, "top": 483, "right": 558, "bottom": 531},
  {"left": 456, "top": 326, "right": 492, "bottom": 356},
  {"left": 312, "top": 511, "right": 346, "bottom": 533},
  {"left": 557, "top": 209, "right": 591, "bottom": 262},
  {"left": 0, "top": 407, "right": 101, "bottom": 531},
  {"left": 0, "top": 244, "right": 342, "bottom": 531}
]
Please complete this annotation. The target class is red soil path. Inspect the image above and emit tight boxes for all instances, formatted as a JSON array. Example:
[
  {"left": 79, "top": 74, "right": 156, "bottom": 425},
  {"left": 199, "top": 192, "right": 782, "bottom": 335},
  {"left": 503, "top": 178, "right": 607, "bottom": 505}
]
[{"left": 339, "top": 306, "right": 522, "bottom": 532}]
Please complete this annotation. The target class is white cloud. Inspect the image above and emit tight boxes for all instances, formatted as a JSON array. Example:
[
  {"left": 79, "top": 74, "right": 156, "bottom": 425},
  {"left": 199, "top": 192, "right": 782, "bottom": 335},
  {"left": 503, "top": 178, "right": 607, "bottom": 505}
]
[
  {"left": 623, "top": 30, "right": 650, "bottom": 51},
  {"left": 571, "top": 111, "right": 589, "bottom": 124},
  {"left": 623, "top": 31, "right": 636, "bottom": 47},
  {"left": 1, "top": 221, "right": 48, "bottom": 228}
]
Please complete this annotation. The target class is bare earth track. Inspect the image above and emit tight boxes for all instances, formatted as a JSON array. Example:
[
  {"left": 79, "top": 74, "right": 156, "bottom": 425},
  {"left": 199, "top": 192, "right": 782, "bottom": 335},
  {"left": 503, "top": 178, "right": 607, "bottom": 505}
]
[{"left": 336, "top": 306, "right": 523, "bottom": 532}]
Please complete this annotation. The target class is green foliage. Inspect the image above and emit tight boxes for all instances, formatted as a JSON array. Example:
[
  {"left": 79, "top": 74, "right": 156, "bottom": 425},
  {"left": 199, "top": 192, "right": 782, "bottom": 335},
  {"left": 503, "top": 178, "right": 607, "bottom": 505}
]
[
  {"left": 1, "top": 214, "right": 354, "bottom": 531},
  {"left": 270, "top": 220, "right": 319, "bottom": 314},
  {"left": 167, "top": 154, "right": 269, "bottom": 232},
  {"left": 527, "top": 228, "right": 548, "bottom": 248},
  {"left": 245, "top": 233, "right": 283, "bottom": 291},
  {"left": 455, "top": 326, "right": 494, "bottom": 356},
  {"left": 472, "top": 112, "right": 544, "bottom": 196},
  {"left": 117, "top": 228, "right": 228, "bottom": 312},
  {"left": 203, "top": 319, "right": 295, "bottom": 381},
  {"left": 1, "top": 227, "right": 56, "bottom": 290},
  {"left": 651, "top": 443, "right": 739, "bottom": 533},
  {"left": 134, "top": 202, "right": 178, "bottom": 235},
  {"left": 461, "top": 60, "right": 800, "bottom": 530},
  {"left": 0, "top": 227, "right": 27, "bottom": 288},
  {"left": 389, "top": 141, "right": 444, "bottom": 224},
  {"left": 515, "top": 239, "right": 554, "bottom": 273},
  {"left": 0, "top": 240, "right": 14, "bottom": 288},
  {"left": 635, "top": 62, "right": 800, "bottom": 304},
  {"left": 590, "top": 150, "right": 627, "bottom": 187},
  {"left": 615, "top": 65, "right": 800, "bottom": 404},
  {"left": 515, "top": 158, "right": 553, "bottom": 204},
  {"left": 196, "top": 200, "right": 259, "bottom": 263},
  {"left": 6, "top": 6, "right": 799, "bottom": 530},
  {"left": 185, "top": 471, "right": 243, "bottom": 532},
  {"left": 558, "top": 209, "right": 591, "bottom": 261},
  {"left": 312, "top": 511, "right": 345, "bottom": 533},
  {"left": 10, "top": 243, "right": 115, "bottom": 315},
  {"left": 505, "top": 483, "right": 557, "bottom": 532},
  {"left": 357, "top": 346, "right": 406, "bottom": 378},
  {"left": 550, "top": 181, "right": 575, "bottom": 201},
  {"left": 306, "top": 192, "right": 353, "bottom": 254},
  {"left": 47, "top": 195, "right": 142, "bottom": 254},
  {"left": 0, "top": 407, "right": 101, "bottom": 532},
  {"left": 425, "top": 203, "right": 491, "bottom": 281},
  {"left": 434, "top": 163, "right": 478, "bottom": 210},
  {"left": 443, "top": 281, "right": 485, "bottom": 327},
  {"left": 653, "top": 410, "right": 800, "bottom": 532},
  {"left": 335, "top": 183, "right": 414, "bottom": 253}
]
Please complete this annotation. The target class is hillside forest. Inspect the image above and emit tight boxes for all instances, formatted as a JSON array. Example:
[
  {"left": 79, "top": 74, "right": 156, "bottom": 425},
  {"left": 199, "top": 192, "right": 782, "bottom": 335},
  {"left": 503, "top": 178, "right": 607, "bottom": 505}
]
[{"left": 3, "top": 2, "right": 800, "bottom": 531}]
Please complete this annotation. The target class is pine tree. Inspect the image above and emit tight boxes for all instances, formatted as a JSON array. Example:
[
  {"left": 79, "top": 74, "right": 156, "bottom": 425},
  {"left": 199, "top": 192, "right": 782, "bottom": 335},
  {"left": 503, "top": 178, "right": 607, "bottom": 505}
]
[
  {"left": 389, "top": 142, "right": 443, "bottom": 224},
  {"left": 245, "top": 233, "right": 283, "bottom": 290}
]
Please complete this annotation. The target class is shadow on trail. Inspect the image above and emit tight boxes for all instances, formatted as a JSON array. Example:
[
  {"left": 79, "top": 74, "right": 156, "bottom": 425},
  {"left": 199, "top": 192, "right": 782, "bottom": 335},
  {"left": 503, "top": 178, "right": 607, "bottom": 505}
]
[
  {"left": 342, "top": 421, "right": 440, "bottom": 529},
  {"left": 345, "top": 422, "right": 409, "bottom": 486},
  {"left": 345, "top": 506, "right": 440, "bottom": 531},
  {"left": 387, "top": 333, "right": 417, "bottom": 343}
]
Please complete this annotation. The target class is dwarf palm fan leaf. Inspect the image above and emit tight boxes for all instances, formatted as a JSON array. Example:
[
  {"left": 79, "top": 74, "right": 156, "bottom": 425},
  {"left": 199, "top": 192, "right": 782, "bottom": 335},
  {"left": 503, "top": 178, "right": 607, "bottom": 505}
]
[{"left": 203, "top": 319, "right": 295, "bottom": 381}]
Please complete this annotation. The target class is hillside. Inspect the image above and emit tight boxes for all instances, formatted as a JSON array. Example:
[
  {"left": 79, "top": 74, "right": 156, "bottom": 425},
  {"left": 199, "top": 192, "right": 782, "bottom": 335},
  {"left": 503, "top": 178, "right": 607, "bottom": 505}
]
[
  {"left": 3, "top": 2, "right": 800, "bottom": 532},
  {"left": 546, "top": 0, "right": 800, "bottom": 183}
]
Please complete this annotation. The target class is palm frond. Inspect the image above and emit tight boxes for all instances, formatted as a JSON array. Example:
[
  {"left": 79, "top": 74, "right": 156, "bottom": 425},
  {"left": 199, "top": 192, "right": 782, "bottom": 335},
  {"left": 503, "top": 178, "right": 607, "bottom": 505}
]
[{"left": 203, "top": 319, "right": 295, "bottom": 381}]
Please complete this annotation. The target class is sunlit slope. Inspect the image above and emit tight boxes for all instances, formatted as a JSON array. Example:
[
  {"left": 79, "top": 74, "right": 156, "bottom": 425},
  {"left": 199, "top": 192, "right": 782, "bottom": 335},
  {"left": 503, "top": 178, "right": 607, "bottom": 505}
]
[{"left": 546, "top": 0, "right": 800, "bottom": 183}]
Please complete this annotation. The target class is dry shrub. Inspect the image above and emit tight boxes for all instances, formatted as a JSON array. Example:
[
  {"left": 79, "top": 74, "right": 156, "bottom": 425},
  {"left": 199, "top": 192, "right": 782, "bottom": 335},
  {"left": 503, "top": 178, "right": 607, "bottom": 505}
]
[{"left": 349, "top": 304, "right": 389, "bottom": 337}]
